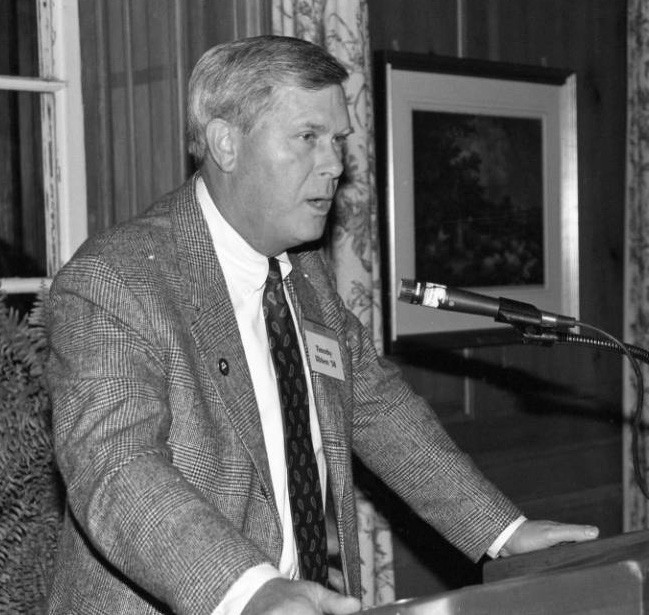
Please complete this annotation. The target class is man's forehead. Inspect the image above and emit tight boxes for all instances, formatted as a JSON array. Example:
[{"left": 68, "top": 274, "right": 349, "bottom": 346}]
[
  {"left": 272, "top": 82, "right": 344, "bottom": 105},
  {"left": 269, "top": 83, "right": 349, "bottom": 124}
]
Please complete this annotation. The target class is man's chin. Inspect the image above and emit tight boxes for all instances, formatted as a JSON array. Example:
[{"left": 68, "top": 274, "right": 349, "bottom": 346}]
[{"left": 287, "top": 228, "right": 328, "bottom": 252}]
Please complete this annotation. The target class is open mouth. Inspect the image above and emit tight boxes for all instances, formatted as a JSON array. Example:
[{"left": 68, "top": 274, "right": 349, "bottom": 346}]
[{"left": 308, "top": 198, "right": 332, "bottom": 212}]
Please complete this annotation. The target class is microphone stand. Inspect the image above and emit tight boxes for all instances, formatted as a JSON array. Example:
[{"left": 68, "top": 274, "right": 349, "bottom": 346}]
[
  {"left": 510, "top": 320, "right": 649, "bottom": 500},
  {"left": 397, "top": 282, "right": 649, "bottom": 498}
]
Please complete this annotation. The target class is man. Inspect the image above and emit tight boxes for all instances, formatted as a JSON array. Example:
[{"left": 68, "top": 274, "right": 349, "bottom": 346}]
[{"left": 46, "top": 35, "right": 598, "bottom": 615}]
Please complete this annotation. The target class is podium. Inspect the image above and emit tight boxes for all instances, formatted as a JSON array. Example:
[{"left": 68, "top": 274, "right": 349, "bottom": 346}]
[{"left": 364, "top": 530, "right": 649, "bottom": 614}]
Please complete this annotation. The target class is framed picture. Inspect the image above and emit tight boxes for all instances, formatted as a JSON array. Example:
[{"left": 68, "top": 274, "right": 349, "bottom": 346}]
[{"left": 374, "top": 51, "right": 579, "bottom": 351}]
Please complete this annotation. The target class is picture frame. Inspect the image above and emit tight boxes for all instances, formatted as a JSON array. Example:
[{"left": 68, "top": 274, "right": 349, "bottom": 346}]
[{"left": 373, "top": 51, "right": 579, "bottom": 352}]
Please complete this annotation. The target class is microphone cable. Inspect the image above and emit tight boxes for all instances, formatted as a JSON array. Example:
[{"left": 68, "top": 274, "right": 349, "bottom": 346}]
[
  {"left": 398, "top": 278, "right": 649, "bottom": 498},
  {"left": 522, "top": 321, "right": 649, "bottom": 500}
]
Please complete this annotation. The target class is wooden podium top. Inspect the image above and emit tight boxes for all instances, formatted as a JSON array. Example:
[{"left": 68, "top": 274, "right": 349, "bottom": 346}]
[
  {"left": 366, "top": 560, "right": 646, "bottom": 614},
  {"left": 364, "top": 531, "right": 649, "bottom": 614},
  {"left": 484, "top": 529, "right": 649, "bottom": 583}
]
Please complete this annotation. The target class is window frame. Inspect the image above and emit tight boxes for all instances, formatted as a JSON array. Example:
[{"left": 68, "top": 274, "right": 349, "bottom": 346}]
[{"left": 0, "top": 0, "right": 87, "bottom": 294}]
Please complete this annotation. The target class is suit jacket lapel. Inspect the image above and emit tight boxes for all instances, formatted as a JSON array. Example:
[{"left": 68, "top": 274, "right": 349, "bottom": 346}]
[
  {"left": 170, "top": 176, "right": 278, "bottom": 515},
  {"left": 168, "top": 180, "right": 351, "bottom": 534},
  {"left": 286, "top": 253, "right": 352, "bottom": 515}
]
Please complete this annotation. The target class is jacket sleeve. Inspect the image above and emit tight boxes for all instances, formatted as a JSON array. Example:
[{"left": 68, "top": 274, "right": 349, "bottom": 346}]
[
  {"left": 340, "top": 300, "right": 522, "bottom": 562},
  {"left": 47, "top": 254, "right": 272, "bottom": 614}
]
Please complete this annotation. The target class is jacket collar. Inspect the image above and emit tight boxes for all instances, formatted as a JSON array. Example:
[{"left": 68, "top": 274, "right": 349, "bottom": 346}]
[
  {"left": 171, "top": 174, "right": 278, "bottom": 521},
  {"left": 170, "top": 175, "right": 352, "bottom": 540}
]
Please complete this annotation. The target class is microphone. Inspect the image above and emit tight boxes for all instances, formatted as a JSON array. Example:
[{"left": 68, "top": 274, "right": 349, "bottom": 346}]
[{"left": 398, "top": 279, "right": 577, "bottom": 329}]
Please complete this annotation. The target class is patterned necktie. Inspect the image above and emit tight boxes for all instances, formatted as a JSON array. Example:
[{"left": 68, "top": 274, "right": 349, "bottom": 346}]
[{"left": 262, "top": 257, "right": 328, "bottom": 584}]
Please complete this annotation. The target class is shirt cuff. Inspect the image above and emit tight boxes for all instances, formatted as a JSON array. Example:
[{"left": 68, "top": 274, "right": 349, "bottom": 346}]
[
  {"left": 486, "top": 515, "right": 527, "bottom": 559},
  {"left": 210, "top": 564, "right": 285, "bottom": 615}
]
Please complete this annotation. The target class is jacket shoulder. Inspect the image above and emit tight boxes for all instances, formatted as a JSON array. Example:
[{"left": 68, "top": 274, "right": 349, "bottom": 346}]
[{"left": 59, "top": 179, "right": 195, "bottom": 274}]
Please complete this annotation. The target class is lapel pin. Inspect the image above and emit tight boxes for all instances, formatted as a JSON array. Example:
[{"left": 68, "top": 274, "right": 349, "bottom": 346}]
[{"left": 218, "top": 358, "right": 229, "bottom": 375}]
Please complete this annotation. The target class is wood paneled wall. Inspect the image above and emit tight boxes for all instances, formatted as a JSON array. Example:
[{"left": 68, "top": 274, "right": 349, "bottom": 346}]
[{"left": 368, "top": 0, "right": 626, "bottom": 600}]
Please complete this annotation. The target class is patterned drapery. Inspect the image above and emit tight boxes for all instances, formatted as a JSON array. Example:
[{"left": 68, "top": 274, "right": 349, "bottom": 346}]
[
  {"left": 624, "top": 0, "right": 649, "bottom": 529},
  {"left": 271, "top": 0, "right": 395, "bottom": 607}
]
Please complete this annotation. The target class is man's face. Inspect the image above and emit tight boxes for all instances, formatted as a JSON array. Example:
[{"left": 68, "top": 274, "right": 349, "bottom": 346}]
[{"left": 229, "top": 83, "right": 352, "bottom": 256}]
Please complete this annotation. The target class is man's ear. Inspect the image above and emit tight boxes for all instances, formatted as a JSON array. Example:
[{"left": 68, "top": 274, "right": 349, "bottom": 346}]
[{"left": 205, "top": 118, "right": 237, "bottom": 172}]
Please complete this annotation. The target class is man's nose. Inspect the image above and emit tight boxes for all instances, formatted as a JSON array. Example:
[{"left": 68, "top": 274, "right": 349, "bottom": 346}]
[{"left": 317, "top": 141, "right": 344, "bottom": 178}]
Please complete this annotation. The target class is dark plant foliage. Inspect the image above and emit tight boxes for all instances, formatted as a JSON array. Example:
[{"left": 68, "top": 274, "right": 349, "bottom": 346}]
[{"left": 0, "top": 292, "right": 62, "bottom": 614}]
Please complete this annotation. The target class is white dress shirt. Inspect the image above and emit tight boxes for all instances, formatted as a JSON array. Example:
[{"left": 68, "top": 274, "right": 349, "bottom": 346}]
[
  {"left": 196, "top": 177, "right": 525, "bottom": 614},
  {"left": 197, "top": 178, "right": 327, "bottom": 614}
]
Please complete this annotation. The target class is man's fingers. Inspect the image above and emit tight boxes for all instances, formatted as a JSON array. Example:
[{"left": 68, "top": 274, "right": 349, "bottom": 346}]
[
  {"left": 317, "top": 586, "right": 361, "bottom": 614},
  {"left": 545, "top": 522, "right": 599, "bottom": 544},
  {"left": 327, "top": 568, "right": 346, "bottom": 594},
  {"left": 242, "top": 578, "right": 361, "bottom": 615},
  {"left": 501, "top": 520, "right": 600, "bottom": 557}
]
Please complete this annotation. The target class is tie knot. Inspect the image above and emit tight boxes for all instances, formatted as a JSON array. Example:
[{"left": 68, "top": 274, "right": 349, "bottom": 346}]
[{"left": 267, "top": 257, "right": 283, "bottom": 286}]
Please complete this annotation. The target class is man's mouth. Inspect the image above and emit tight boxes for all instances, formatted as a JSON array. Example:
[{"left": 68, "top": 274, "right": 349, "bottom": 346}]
[{"left": 307, "top": 198, "right": 333, "bottom": 213}]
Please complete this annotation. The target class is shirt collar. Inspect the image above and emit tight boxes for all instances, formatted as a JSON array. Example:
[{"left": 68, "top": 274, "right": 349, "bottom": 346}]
[{"left": 195, "top": 175, "right": 292, "bottom": 292}]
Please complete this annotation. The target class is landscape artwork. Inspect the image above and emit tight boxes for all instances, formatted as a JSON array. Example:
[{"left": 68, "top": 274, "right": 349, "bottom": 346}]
[{"left": 412, "top": 110, "right": 544, "bottom": 288}]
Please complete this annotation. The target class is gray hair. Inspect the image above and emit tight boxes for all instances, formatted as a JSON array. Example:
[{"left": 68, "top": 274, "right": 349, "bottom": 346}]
[{"left": 187, "top": 35, "right": 349, "bottom": 165}]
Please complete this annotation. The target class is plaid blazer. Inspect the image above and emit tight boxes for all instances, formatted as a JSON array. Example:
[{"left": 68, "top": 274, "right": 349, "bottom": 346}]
[{"left": 46, "top": 176, "right": 521, "bottom": 614}]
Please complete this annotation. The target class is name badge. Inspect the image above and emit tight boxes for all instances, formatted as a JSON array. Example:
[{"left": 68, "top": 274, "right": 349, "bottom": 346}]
[{"left": 303, "top": 320, "right": 345, "bottom": 381}]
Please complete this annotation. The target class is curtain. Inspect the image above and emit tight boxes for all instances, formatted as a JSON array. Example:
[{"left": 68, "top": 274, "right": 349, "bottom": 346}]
[
  {"left": 79, "top": 0, "right": 268, "bottom": 236},
  {"left": 624, "top": 0, "right": 649, "bottom": 530},
  {"left": 271, "top": 0, "right": 395, "bottom": 607}
]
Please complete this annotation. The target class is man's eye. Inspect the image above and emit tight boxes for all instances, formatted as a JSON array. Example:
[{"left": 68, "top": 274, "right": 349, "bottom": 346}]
[
  {"left": 300, "top": 132, "right": 317, "bottom": 142},
  {"left": 333, "top": 134, "right": 348, "bottom": 147}
]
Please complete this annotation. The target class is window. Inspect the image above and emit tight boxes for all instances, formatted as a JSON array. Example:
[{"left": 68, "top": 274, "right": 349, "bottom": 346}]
[{"left": 0, "top": 0, "right": 86, "bottom": 294}]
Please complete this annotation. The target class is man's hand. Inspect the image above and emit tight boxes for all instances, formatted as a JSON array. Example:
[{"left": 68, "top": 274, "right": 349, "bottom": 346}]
[
  {"left": 241, "top": 578, "right": 361, "bottom": 615},
  {"left": 500, "top": 520, "right": 599, "bottom": 557}
]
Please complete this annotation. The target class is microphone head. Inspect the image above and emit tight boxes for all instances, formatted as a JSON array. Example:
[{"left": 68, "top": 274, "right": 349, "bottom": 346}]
[{"left": 398, "top": 279, "right": 420, "bottom": 304}]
